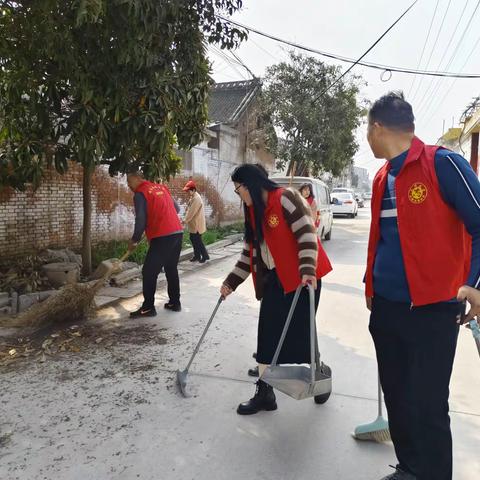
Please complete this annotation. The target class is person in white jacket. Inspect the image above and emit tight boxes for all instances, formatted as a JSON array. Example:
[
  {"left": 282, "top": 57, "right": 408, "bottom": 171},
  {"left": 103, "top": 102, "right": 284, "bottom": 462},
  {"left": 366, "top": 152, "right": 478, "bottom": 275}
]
[{"left": 183, "top": 180, "right": 209, "bottom": 263}]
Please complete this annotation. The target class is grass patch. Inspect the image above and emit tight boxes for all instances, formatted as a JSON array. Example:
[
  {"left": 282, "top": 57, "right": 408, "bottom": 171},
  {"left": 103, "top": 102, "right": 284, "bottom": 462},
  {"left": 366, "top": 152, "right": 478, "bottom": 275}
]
[{"left": 92, "top": 223, "right": 243, "bottom": 269}]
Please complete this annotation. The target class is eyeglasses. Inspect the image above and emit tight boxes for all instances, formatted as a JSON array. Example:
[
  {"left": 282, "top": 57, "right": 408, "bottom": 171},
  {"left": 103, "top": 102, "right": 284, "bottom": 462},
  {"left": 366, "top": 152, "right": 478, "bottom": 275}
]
[{"left": 234, "top": 184, "right": 244, "bottom": 195}]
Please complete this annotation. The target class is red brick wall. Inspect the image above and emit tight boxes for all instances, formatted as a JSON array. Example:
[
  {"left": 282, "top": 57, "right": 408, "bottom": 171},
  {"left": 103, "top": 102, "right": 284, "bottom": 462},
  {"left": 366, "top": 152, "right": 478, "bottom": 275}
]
[
  {"left": 0, "top": 165, "right": 241, "bottom": 260},
  {"left": 0, "top": 163, "right": 135, "bottom": 260}
]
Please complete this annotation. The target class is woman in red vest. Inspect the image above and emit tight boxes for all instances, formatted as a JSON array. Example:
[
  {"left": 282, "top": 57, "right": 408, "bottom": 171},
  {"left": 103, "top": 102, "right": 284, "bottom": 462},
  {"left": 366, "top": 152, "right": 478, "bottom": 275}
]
[
  {"left": 220, "top": 164, "right": 332, "bottom": 415},
  {"left": 300, "top": 182, "right": 320, "bottom": 228}
]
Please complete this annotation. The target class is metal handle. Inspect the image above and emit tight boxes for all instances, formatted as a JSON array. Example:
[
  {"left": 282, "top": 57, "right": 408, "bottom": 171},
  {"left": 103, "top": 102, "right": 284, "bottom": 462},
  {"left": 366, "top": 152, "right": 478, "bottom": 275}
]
[
  {"left": 308, "top": 283, "right": 316, "bottom": 389},
  {"left": 184, "top": 296, "right": 224, "bottom": 373},
  {"left": 378, "top": 372, "right": 383, "bottom": 417},
  {"left": 268, "top": 283, "right": 318, "bottom": 385}
]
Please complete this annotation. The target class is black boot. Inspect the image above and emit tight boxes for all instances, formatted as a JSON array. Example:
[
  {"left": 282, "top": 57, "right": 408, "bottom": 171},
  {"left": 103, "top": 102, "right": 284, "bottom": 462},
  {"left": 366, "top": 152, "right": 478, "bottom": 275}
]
[
  {"left": 247, "top": 366, "right": 259, "bottom": 377},
  {"left": 237, "top": 380, "right": 277, "bottom": 415}
]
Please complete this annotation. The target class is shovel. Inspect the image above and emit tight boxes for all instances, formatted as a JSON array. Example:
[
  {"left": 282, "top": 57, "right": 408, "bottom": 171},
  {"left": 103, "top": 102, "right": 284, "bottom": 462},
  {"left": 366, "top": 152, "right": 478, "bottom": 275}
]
[{"left": 177, "top": 296, "right": 224, "bottom": 397}]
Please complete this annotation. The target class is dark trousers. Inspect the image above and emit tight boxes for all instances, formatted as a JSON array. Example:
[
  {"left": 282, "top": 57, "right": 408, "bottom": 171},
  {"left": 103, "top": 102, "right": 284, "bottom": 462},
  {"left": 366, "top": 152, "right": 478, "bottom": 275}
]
[
  {"left": 142, "top": 233, "right": 182, "bottom": 308},
  {"left": 257, "top": 269, "right": 321, "bottom": 364},
  {"left": 189, "top": 232, "right": 208, "bottom": 260},
  {"left": 369, "top": 295, "right": 461, "bottom": 480}
]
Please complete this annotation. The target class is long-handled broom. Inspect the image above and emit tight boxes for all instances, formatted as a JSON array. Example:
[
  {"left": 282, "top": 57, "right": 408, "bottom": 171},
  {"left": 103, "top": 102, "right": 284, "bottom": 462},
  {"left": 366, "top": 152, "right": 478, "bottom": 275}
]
[{"left": 352, "top": 372, "right": 391, "bottom": 442}]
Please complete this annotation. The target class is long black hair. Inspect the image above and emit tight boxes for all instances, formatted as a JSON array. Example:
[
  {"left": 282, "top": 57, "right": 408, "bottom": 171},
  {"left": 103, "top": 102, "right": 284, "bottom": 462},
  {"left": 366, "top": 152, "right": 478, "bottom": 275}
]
[
  {"left": 231, "top": 164, "right": 280, "bottom": 243},
  {"left": 300, "top": 183, "right": 314, "bottom": 199}
]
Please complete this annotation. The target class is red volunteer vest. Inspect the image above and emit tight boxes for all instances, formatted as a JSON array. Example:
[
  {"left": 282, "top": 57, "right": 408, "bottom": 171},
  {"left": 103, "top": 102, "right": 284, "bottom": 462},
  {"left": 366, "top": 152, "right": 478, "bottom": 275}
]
[
  {"left": 249, "top": 188, "right": 332, "bottom": 294},
  {"left": 134, "top": 181, "right": 182, "bottom": 240},
  {"left": 365, "top": 136, "right": 471, "bottom": 306}
]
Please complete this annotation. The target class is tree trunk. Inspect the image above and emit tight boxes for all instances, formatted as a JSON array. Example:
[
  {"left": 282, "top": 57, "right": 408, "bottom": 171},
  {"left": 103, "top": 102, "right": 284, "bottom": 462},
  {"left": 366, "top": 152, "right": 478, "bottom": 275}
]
[{"left": 82, "top": 164, "right": 93, "bottom": 276}]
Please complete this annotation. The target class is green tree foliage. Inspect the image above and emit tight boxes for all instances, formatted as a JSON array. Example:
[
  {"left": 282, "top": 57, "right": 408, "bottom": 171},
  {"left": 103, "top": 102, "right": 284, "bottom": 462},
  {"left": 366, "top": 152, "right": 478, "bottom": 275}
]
[
  {"left": 262, "top": 52, "right": 364, "bottom": 177},
  {"left": 0, "top": 0, "right": 246, "bottom": 273}
]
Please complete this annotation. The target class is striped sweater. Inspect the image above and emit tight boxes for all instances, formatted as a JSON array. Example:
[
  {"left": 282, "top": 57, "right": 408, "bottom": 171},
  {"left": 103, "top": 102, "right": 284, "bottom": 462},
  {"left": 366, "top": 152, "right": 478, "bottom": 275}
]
[{"left": 224, "top": 188, "right": 318, "bottom": 296}]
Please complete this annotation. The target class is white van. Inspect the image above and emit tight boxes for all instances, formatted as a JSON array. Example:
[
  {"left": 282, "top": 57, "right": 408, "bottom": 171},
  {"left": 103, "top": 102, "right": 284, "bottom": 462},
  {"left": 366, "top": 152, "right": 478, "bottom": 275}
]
[{"left": 271, "top": 175, "right": 333, "bottom": 241}]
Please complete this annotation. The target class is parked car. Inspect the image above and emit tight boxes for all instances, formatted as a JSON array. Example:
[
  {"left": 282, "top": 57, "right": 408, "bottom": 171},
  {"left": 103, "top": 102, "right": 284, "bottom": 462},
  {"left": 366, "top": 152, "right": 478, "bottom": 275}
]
[
  {"left": 272, "top": 175, "right": 333, "bottom": 240},
  {"left": 331, "top": 192, "right": 358, "bottom": 218},
  {"left": 332, "top": 187, "right": 355, "bottom": 194}
]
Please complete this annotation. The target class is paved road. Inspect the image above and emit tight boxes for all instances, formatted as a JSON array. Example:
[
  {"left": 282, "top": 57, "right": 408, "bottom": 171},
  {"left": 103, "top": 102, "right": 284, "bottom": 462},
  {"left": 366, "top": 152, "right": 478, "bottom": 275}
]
[{"left": 1, "top": 208, "right": 479, "bottom": 480}]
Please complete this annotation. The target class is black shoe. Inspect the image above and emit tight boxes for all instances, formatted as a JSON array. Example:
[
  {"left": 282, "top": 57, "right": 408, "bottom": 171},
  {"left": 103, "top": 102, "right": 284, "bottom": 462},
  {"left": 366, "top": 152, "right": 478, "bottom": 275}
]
[
  {"left": 252, "top": 352, "right": 257, "bottom": 359},
  {"left": 164, "top": 302, "right": 182, "bottom": 312},
  {"left": 380, "top": 466, "right": 416, "bottom": 480},
  {"left": 129, "top": 307, "right": 157, "bottom": 318},
  {"left": 190, "top": 257, "right": 200, "bottom": 262},
  {"left": 248, "top": 366, "right": 259, "bottom": 377},
  {"left": 199, "top": 257, "right": 208, "bottom": 264},
  {"left": 237, "top": 380, "right": 277, "bottom": 415}
]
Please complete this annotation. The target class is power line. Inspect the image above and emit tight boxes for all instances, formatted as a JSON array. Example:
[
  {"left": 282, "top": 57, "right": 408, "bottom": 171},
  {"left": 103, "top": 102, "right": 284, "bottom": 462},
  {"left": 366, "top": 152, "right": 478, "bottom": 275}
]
[
  {"left": 416, "top": 0, "right": 475, "bottom": 114},
  {"left": 421, "top": 30, "right": 480, "bottom": 128},
  {"left": 417, "top": 0, "right": 480, "bottom": 118},
  {"left": 249, "top": 36, "right": 282, "bottom": 63},
  {"left": 311, "top": 0, "right": 419, "bottom": 103},
  {"left": 229, "top": 50, "right": 256, "bottom": 79},
  {"left": 217, "top": 13, "right": 480, "bottom": 78},
  {"left": 407, "top": 0, "right": 441, "bottom": 97},
  {"left": 209, "top": 45, "right": 249, "bottom": 80},
  {"left": 411, "top": 0, "right": 453, "bottom": 102}
]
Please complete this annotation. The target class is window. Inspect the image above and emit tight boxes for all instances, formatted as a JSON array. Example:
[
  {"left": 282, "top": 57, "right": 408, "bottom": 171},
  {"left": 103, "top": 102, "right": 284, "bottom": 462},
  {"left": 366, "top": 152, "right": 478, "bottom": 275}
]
[{"left": 317, "top": 186, "right": 328, "bottom": 206}]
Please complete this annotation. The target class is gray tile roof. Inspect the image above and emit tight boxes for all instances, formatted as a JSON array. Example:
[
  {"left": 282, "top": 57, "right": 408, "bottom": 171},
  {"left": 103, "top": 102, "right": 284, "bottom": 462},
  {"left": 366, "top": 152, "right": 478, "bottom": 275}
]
[{"left": 208, "top": 79, "right": 261, "bottom": 125}]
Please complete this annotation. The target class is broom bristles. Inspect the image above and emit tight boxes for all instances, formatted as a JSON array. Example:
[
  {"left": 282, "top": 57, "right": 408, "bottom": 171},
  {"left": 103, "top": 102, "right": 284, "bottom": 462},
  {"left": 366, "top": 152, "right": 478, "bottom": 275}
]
[
  {"left": 352, "top": 428, "right": 391, "bottom": 442},
  {"left": 0, "top": 281, "right": 103, "bottom": 330},
  {"left": 0, "top": 257, "right": 126, "bottom": 330},
  {"left": 352, "top": 416, "right": 391, "bottom": 443}
]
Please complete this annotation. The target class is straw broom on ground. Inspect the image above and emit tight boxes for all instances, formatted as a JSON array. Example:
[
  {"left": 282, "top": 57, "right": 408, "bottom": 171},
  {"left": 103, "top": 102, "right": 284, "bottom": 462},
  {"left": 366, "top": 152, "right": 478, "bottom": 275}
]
[{"left": 0, "top": 252, "right": 130, "bottom": 330}]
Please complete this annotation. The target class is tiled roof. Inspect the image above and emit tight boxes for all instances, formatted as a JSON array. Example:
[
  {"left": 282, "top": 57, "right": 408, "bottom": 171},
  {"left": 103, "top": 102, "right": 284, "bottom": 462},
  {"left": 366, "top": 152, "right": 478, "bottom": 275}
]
[{"left": 208, "top": 79, "right": 261, "bottom": 125}]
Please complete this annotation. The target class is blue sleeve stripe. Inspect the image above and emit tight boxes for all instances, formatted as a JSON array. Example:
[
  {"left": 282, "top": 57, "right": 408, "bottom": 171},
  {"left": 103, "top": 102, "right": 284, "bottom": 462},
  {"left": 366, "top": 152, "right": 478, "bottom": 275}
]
[{"left": 446, "top": 155, "right": 480, "bottom": 288}]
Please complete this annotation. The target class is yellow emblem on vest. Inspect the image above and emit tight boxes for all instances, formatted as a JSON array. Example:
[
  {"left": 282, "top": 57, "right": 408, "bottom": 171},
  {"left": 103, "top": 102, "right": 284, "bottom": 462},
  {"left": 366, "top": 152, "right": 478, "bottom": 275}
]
[
  {"left": 267, "top": 214, "right": 280, "bottom": 228},
  {"left": 408, "top": 183, "right": 428, "bottom": 204}
]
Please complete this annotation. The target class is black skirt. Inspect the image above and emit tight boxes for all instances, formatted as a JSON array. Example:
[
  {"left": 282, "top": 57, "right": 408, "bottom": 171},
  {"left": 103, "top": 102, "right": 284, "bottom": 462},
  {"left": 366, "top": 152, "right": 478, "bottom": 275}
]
[{"left": 256, "top": 269, "right": 321, "bottom": 365}]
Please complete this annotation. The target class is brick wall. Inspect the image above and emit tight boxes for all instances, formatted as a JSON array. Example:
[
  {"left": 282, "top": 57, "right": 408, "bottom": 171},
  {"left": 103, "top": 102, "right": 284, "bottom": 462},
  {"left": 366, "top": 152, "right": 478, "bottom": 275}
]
[
  {"left": 0, "top": 163, "right": 134, "bottom": 260},
  {"left": 0, "top": 163, "right": 241, "bottom": 261}
]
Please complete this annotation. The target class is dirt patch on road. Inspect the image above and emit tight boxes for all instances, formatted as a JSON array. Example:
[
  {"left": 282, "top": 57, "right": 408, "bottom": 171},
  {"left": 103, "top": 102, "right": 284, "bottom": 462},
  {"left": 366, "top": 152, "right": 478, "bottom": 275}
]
[{"left": 0, "top": 322, "right": 167, "bottom": 370}]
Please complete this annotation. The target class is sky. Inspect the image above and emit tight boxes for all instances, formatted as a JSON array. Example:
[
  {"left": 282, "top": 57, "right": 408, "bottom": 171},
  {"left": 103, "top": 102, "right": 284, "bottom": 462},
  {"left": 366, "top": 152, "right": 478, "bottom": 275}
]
[{"left": 207, "top": 0, "right": 480, "bottom": 179}]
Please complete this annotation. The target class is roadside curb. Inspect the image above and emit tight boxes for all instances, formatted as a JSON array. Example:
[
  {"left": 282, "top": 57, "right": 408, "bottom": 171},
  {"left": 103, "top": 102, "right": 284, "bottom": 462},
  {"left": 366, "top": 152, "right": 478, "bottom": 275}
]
[{"left": 94, "top": 233, "right": 243, "bottom": 310}]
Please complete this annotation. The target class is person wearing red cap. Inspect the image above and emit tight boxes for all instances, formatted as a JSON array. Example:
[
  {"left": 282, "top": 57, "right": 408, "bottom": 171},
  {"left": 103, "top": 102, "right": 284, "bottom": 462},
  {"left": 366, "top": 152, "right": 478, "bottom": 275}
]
[{"left": 183, "top": 180, "right": 209, "bottom": 263}]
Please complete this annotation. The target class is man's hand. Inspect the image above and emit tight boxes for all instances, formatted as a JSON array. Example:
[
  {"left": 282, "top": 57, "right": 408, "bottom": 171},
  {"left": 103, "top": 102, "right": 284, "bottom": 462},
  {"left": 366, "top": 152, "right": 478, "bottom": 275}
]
[
  {"left": 128, "top": 240, "right": 138, "bottom": 252},
  {"left": 457, "top": 285, "right": 480, "bottom": 324},
  {"left": 220, "top": 283, "right": 233, "bottom": 299},
  {"left": 301, "top": 274, "right": 317, "bottom": 290},
  {"left": 366, "top": 296, "right": 372, "bottom": 311}
]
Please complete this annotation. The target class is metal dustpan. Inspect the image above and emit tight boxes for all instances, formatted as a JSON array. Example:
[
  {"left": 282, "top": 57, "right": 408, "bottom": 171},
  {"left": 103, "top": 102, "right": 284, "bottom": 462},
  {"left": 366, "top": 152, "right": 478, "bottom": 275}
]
[{"left": 261, "top": 284, "right": 332, "bottom": 400}]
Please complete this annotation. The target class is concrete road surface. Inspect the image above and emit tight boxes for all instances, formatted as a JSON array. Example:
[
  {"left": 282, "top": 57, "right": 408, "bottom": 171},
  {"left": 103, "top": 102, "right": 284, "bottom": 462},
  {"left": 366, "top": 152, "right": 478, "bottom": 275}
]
[{"left": 1, "top": 207, "right": 479, "bottom": 480}]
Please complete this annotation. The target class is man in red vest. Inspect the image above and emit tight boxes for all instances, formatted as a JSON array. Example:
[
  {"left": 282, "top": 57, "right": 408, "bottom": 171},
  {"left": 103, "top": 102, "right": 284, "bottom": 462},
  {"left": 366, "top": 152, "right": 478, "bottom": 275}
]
[
  {"left": 126, "top": 172, "right": 183, "bottom": 316},
  {"left": 365, "top": 92, "right": 480, "bottom": 480}
]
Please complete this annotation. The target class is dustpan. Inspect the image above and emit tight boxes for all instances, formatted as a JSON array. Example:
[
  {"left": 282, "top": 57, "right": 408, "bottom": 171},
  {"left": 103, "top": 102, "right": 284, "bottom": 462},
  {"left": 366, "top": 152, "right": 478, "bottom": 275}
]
[{"left": 261, "top": 284, "right": 332, "bottom": 400}]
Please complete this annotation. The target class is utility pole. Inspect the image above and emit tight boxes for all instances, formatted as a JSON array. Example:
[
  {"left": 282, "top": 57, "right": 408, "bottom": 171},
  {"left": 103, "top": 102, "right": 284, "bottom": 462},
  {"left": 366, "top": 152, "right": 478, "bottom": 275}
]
[{"left": 471, "top": 131, "right": 479, "bottom": 175}]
